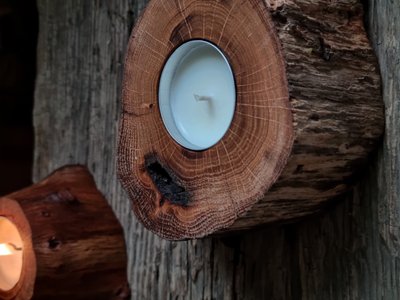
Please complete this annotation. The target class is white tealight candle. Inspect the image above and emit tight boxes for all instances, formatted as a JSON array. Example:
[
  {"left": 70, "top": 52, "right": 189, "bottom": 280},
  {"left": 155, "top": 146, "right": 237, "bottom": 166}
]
[
  {"left": 159, "top": 40, "right": 236, "bottom": 151},
  {"left": 0, "top": 217, "right": 23, "bottom": 291}
]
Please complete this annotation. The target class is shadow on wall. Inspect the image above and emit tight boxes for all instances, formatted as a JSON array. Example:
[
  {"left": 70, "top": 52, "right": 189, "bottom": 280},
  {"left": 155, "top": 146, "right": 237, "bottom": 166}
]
[{"left": 0, "top": 0, "right": 37, "bottom": 195}]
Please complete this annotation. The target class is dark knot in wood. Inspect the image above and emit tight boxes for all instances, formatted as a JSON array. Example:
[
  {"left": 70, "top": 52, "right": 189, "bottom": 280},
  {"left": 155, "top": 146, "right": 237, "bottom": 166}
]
[
  {"left": 145, "top": 156, "right": 190, "bottom": 206},
  {"left": 48, "top": 236, "right": 61, "bottom": 250}
]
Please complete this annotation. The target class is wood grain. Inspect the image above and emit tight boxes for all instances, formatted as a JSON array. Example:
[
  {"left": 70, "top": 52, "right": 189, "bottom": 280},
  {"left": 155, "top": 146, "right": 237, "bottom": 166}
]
[
  {"left": 34, "top": 0, "right": 398, "bottom": 298},
  {"left": 0, "top": 166, "right": 129, "bottom": 300},
  {"left": 119, "top": 0, "right": 383, "bottom": 239}
]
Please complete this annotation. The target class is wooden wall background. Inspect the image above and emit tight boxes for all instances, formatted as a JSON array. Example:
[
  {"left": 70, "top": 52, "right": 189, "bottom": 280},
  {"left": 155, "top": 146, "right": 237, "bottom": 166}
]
[{"left": 34, "top": 0, "right": 399, "bottom": 299}]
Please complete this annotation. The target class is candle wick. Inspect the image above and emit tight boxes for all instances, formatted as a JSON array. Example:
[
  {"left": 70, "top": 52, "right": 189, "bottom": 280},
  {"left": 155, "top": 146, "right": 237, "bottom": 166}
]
[
  {"left": 7, "top": 243, "right": 22, "bottom": 251},
  {"left": 194, "top": 94, "right": 212, "bottom": 102}
]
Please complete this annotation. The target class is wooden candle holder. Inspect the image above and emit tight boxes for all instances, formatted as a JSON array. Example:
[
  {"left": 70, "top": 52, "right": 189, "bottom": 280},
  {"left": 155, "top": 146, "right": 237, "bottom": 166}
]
[
  {"left": 0, "top": 166, "right": 130, "bottom": 300},
  {"left": 118, "top": 0, "right": 384, "bottom": 239}
]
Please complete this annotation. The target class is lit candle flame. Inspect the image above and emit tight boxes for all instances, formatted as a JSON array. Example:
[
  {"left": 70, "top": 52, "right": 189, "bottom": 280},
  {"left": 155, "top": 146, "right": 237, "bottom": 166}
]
[{"left": 0, "top": 243, "right": 22, "bottom": 256}]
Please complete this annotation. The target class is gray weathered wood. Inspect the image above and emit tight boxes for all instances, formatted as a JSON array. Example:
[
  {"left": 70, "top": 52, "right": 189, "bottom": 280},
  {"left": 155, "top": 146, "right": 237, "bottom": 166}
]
[{"left": 34, "top": 0, "right": 399, "bottom": 299}]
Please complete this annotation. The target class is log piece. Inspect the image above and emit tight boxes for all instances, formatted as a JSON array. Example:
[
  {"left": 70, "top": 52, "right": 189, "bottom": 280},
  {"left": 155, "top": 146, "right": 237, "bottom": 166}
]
[
  {"left": 118, "top": 0, "right": 384, "bottom": 239},
  {"left": 0, "top": 166, "right": 130, "bottom": 300}
]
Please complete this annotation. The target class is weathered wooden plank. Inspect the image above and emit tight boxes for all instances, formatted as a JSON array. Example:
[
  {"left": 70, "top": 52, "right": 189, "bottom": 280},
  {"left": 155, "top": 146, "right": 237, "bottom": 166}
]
[{"left": 34, "top": 0, "right": 399, "bottom": 299}]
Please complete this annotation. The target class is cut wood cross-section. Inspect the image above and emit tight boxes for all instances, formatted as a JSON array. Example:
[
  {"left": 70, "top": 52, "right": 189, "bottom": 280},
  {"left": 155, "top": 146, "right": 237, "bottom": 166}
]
[{"left": 118, "top": 0, "right": 384, "bottom": 240}]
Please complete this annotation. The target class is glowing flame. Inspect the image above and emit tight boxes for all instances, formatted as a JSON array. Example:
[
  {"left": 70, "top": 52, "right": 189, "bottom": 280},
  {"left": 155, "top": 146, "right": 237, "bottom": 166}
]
[
  {"left": 0, "top": 243, "right": 22, "bottom": 256},
  {"left": 0, "top": 243, "right": 13, "bottom": 256}
]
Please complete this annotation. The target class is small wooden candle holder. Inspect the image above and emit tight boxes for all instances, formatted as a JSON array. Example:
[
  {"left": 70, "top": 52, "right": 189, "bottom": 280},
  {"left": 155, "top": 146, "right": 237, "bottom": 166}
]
[
  {"left": 118, "top": 0, "right": 384, "bottom": 239},
  {"left": 0, "top": 166, "right": 129, "bottom": 300}
]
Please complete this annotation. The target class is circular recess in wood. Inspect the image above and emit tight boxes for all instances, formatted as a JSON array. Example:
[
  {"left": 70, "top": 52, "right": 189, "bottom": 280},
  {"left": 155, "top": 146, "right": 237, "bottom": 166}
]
[
  {"left": 159, "top": 39, "right": 236, "bottom": 151},
  {"left": 119, "top": 0, "right": 293, "bottom": 239}
]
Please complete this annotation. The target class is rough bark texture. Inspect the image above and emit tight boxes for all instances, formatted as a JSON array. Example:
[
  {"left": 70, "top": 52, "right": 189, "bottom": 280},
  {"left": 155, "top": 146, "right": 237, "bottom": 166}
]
[
  {"left": 118, "top": 0, "right": 383, "bottom": 239},
  {"left": 34, "top": 0, "right": 398, "bottom": 299},
  {"left": 232, "top": 0, "right": 384, "bottom": 231},
  {"left": 0, "top": 166, "right": 129, "bottom": 300}
]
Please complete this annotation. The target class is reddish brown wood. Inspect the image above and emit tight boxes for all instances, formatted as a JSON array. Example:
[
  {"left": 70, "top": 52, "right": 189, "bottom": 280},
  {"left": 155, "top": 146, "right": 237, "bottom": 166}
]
[
  {"left": 0, "top": 166, "right": 129, "bottom": 300},
  {"left": 118, "top": 0, "right": 384, "bottom": 239}
]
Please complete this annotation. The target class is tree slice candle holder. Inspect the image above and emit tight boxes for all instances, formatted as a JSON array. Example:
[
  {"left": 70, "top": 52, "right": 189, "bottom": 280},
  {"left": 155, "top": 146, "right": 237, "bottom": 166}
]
[
  {"left": 118, "top": 0, "right": 384, "bottom": 240},
  {"left": 0, "top": 166, "right": 130, "bottom": 300}
]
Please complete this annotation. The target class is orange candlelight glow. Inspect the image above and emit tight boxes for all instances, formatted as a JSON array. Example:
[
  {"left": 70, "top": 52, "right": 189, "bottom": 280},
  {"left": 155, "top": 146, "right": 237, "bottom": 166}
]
[
  {"left": 0, "top": 244, "right": 13, "bottom": 256},
  {"left": 0, "top": 217, "right": 24, "bottom": 291},
  {"left": 0, "top": 243, "right": 22, "bottom": 256}
]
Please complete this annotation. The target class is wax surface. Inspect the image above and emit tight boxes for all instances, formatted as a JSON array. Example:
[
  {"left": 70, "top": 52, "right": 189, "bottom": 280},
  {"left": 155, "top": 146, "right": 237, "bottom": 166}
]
[{"left": 159, "top": 40, "right": 236, "bottom": 150}]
